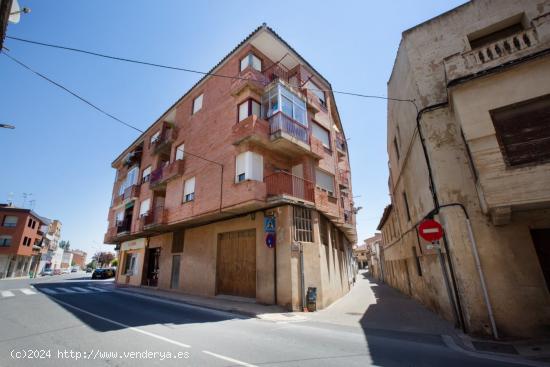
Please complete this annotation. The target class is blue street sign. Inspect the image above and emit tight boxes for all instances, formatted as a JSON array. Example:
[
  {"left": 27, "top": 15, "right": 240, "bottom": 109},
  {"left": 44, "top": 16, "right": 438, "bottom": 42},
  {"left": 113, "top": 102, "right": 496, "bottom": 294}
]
[
  {"left": 265, "top": 233, "right": 276, "bottom": 248},
  {"left": 264, "top": 216, "right": 276, "bottom": 233}
]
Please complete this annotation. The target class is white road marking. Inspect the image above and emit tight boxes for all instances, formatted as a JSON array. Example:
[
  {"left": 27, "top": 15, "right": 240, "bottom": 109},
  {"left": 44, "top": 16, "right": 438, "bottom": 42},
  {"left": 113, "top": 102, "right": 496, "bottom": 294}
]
[
  {"left": 202, "top": 350, "right": 258, "bottom": 367},
  {"left": 51, "top": 298, "right": 190, "bottom": 348},
  {"left": 20, "top": 288, "right": 36, "bottom": 295},
  {"left": 86, "top": 286, "right": 109, "bottom": 292},
  {"left": 57, "top": 287, "right": 77, "bottom": 294},
  {"left": 71, "top": 287, "right": 91, "bottom": 293},
  {"left": 1, "top": 291, "right": 15, "bottom": 298},
  {"left": 41, "top": 288, "right": 58, "bottom": 295}
]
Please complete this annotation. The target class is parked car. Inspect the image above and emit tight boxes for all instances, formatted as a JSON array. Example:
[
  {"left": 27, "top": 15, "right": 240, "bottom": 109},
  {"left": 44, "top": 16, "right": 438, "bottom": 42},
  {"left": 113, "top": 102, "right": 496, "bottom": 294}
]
[
  {"left": 61, "top": 268, "right": 71, "bottom": 274},
  {"left": 41, "top": 269, "right": 53, "bottom": 276},
  {"left": 53, "top": 269, "right": 61, "bottom": 275},
  {"left": 91, "top": 268, "right": 115, "bottom": 280},
  {"left": 86, "top": 267, "right": 93, "bottom": 273},
  {"left": 71, "top": 267, "right": 78, "bottom": 273}
]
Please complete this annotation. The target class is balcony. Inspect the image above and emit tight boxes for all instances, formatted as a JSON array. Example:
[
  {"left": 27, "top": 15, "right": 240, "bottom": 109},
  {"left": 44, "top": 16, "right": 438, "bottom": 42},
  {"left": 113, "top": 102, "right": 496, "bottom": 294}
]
[
  {"left": 150, "top": 126, "right": 177, "bottom": 155},
  {"left": 339, "top": 169, "right": 350, "bottom": 186},
  {"left": 122, "top": 147, "right": 142, "bottom": 168},
  {"left": 444, "top": 27, "right": 542, "bottom": 83},
  {"left": 141, "top": 205, "right": 168, "bottom": 229},
  {"left": 266, "top": 171, "right": 314, "bottom": 203},
  {"left": 116, "top": 218, "right": 132, "bottom": 234},
  {"left": 335, "top": 134, "right": 347, "bottom": 156},
  {"left": 112, "top": 184, "right": 140, "bottom": 207},
  {"left": 149, "top": 160, "right": 185, "bottom": 191},
  {"left": 268, "top": 112, "right": 311, "bottom": 153}
]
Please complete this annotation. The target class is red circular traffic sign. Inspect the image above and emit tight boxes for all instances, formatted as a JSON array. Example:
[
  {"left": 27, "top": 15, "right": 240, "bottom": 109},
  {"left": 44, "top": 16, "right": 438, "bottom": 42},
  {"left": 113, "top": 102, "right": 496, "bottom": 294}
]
[{"left": 418, "top": 219, "right": 444, "bottom": 242}]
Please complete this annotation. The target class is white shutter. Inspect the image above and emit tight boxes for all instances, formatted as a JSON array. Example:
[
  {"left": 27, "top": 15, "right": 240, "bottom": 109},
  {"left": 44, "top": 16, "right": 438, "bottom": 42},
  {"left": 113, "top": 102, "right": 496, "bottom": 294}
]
[
  {"left": 184, "top": 177, "right": 195, "bottom": 196},
  {"left": 142, "top": 166, "right": 151, "bottom": 180},
  {"left": 238, "top": 101, "right": 248, "bottom": 122},
  {"left": 251, "top": 100, "right": 260, "bottom": 117},
  {"left": 127, "top": 166, "right": 138, "bottom": 186},
  {"left": 175, "top": 144, "right": 185, "bottom": 160},
  {"left": 139, "top": 199, "right": 150, "bottom": 216},
  {"left": 250, "top": 152, "right": 263, "bottom": 181},
  {"left": 240, "top": 56, "right": 248, "bottom": 71},
  {"left": 150, "top": 131, "right": 160, "bottom": 144},
  {"left": 236, "top": 152, "right": 246, "bottom": 182},
  {"left": 116, "top": 211, "right": 124, "bottom": 222},
  {"left": 193, "top": 94, "right": 203, "bottom": 114},
  {"left": 312, "top": 123, "right": 330, "bottom": 148},
  {"left": 315, "top": 169, "right": 335, "bottom": 194}
]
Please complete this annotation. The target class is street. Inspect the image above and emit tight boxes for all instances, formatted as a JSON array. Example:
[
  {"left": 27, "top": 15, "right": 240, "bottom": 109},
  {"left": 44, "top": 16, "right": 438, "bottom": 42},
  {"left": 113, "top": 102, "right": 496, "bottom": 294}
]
[{"left": 0, "top": 272, "right": 535, "bottom": 366}]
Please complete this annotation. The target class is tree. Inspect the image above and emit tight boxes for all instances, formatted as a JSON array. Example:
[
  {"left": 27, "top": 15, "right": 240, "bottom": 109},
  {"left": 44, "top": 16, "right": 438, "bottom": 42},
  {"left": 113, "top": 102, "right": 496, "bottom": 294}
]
[
  {"left": 59, "top": 240, "right": 71, "bottom": 251},
  {"left": 111, "top": 259, "right": 118, "bottom": 267},
  {"left": 86, "top": 261, "right": 97, "bottom": 270},
  {"left": 92, "top": 252, "right": 115, "bottom": 268}
]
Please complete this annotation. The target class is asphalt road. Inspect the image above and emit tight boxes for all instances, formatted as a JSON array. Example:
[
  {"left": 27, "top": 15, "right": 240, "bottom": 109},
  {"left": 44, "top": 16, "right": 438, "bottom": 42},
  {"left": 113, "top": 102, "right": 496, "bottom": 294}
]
[{"left": 0, "top": 274, "right": 536, "bottom": 366}]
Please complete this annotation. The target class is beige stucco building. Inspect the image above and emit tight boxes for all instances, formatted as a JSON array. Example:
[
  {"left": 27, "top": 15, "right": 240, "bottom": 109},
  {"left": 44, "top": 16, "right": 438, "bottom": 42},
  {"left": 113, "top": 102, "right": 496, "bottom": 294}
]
[{"left": 379, "top": 0, "right": 550, "bottom": 339}]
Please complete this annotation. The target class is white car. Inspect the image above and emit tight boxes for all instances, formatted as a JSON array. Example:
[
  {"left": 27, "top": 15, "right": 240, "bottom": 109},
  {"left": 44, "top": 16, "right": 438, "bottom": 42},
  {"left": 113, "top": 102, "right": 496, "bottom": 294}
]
[
  {"left": 41, "top": 269, "right": 53, "bottom": 276},
  {"left": 61, "top": 268, "right": 71, "bottom": 274}
]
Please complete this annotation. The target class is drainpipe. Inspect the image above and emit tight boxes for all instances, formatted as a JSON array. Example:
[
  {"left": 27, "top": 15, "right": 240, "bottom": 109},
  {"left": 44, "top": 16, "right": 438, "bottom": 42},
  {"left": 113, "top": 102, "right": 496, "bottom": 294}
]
[{"left": 299, "top": 242, "right": 306, "bottom": 311}]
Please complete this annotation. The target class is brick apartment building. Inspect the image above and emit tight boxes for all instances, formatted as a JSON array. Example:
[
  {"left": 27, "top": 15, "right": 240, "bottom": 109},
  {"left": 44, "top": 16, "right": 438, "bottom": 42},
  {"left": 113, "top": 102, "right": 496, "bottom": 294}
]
[
  {"left": 104, "top": 25, "right": 357, "bottom": 310},
  {"left": 0, "top": 205, "right": 46, "bottom": 278},
  {"left": 379, "top": 0, "right": 550, "bottom": 338},
  {"left": 68, "top": 249, "right": 87, "bottom": 269}
]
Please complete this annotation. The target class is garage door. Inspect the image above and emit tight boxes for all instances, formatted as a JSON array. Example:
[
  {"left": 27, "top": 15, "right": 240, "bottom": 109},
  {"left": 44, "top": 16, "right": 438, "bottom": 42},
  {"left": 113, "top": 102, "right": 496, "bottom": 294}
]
[{"left": 216, "top": 229, "right": 256, "bottom": 298}]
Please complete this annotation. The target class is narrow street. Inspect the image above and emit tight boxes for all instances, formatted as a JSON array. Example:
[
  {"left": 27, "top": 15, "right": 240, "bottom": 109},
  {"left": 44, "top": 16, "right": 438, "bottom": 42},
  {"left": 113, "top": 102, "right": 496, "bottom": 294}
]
[{"left": 0, "top": 272, "right": 536, "bottom": 366}]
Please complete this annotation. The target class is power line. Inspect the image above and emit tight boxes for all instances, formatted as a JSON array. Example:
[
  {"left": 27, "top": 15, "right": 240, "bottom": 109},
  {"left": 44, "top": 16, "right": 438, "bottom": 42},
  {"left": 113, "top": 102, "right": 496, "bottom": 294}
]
[
  {"left": 5, "top": 35, "right": 414, "bottom": 104},
  {"left": 2, "top": 51, "right": 144, "bottom": 133}
]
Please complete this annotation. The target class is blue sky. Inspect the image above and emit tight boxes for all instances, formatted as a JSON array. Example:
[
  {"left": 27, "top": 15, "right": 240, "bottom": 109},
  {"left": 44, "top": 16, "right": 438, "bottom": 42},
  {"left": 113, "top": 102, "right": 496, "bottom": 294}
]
[{"left": 0, "top": 0, "right": 465, "bottom": 256}]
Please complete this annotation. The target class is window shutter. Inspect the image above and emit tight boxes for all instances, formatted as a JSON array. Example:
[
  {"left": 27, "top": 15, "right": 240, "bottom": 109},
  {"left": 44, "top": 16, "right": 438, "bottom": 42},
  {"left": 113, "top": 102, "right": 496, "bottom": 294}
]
[
  {"left": 142, "top": 166, "right": 151, "bottom": 180},
  {"left": 251, "top": 54, "right": 261, "bottom": 71},
  {"left": 184, "top": 177, "right": 195, "bottom": 196},
  {"left": 240, "top": 56, "right": 248, "bottom": 71},
  {"left": 250, "top": 152, "right": 263, "bottom": 181},
  {"left": 238, "top": 101, "right": 248, "bottom": 122},
  {"left": 139, "top": 199, "right": 150, "bottom": 216},
  {"left": 193, "top": 94, "right": 203, "bottom": 114},
  {"left": 251, "top": 100, "right": 260, "bottom": 117},
  {"left": 175, "top": 144, "right": 185, "bottom": 160},
  {"left": 312, "top": 123, "right": 330, "bottom": 148},
  {"left": 236, "top": 152, "right": 246, "bottom": 182},
  {"left": 315, "top": 169, "right": 335, "bottom": 194}
]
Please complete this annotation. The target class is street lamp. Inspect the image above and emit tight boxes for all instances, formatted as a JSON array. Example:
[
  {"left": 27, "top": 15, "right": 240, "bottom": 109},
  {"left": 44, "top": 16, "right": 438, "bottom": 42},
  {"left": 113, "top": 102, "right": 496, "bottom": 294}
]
[{"left": 0, "top": 123, "right": 15, "bottom": 129}]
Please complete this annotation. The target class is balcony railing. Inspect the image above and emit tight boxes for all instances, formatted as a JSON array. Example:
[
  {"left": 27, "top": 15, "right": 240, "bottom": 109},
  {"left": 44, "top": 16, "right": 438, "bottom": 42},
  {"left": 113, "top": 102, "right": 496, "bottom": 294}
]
[
  {"left": 149, "top": 160, "right": 185, "bottom": 189},
  {"left": 269, "top": 112, "right": 309, "bottom": 145},
  {"left": 266, "top": 171, "right": 314, "bottom": 202},
  {"left": 344, "top": 210, "right": 354, "bottom": 225},
  {"left": 469, "top": 28, "right": 538, "bottom": 65},
  {"left": 150, "top": 127, "right": 177, "bottom": 154},
  {"left": 143, "top": 205, "right": 167, "bottom": 227},
  {"left": 339, "top": 170, "right": 350, "bottom": 186},
  {"left": 113, "top": 184, "right": 140, "bottom": 207},
  {"left": 335, "top": 134, "right": 346, "bottom": 153},
  {"left": 116, "top": 218, "right": 132, "bottom": 234}
]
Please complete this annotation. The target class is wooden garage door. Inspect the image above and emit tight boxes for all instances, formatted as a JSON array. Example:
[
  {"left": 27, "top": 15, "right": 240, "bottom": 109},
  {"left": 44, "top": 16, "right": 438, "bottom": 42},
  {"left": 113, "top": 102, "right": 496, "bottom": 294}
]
[{"left": 216, "top": 229, "right": 256, "bottom": 298}]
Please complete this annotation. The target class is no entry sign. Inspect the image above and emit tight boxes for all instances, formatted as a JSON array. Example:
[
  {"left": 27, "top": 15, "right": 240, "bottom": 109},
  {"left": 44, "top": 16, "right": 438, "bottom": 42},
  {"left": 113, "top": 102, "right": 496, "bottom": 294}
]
[{"left": 418, "top": 219, "right": 444, "bottom": 242}]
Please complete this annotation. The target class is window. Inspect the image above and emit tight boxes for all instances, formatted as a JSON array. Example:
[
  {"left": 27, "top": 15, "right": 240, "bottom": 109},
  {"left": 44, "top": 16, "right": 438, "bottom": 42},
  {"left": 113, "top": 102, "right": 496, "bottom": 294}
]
[
  {"left": 305, "top": 80, "right": 326, "bottom": 108},
  {"left": 192, "top": 94, "right": 203, "bottom": 114},
  {"left": 293, "top": 206, "right": 313, "bottom": 242},
  {"left": 315, "top": 168, "right": 335, "bottom": 196},
  {"left": 312, "top": 122, "right": 331, "bottom": 149},
  {"left": 0, "top": 235, "right": 11, "bottom": 247},
  {"left": 183, "top": 177, "right": 195, "bottom": 202},
  {"left": 468, "top": 19, "right": 523, "bottom": 49},
  {"left": 262, "top": 84, "right": 307, "bottom": 126},
  {"left": 32, "top": 220, "right": 36, "bottom": 229},
  {"left": 319, "top": 215, "right": 329, "bottom": 246},
  {"left": 235, "top": 151, "right": 263, "bottom": 183},
  {"left": 139, "top": 199, "right": 151, "bottom": 217},
  {"left": 142, "top": 166, "right": 152, "bottom": 183},
  {"left": 115, "top": 211, "right": 124, "bottom": 225},
  {"left": 3, "top": 216, "right": 18, "bottom": 228},
  {"left": 124, "top": 253, "right": 137, "bottom": 275},
  {"left": 172, "top": 230, "right": 185, "bottom": 253},
  {"left": 393, "top": 136, "right": 400, "bottom": 160},
  {"left": 240, "top": 53, "right": 262, "bottom": 72},
  {"left": 238, "top": 99, "right": 261, "bottom": 122},
  {"left": 403, "top": 192, "right": 411, "bottom": 221},
  {"left": 490, "top": 94, "right": 550, "bottom": 167},
  {"left": 23, "top": 236, "right": 30, "bottom": 246},
  {"left": 150, "top": 131, "right": 160, "bottom": 145},
  {"left": 175, "top": 143, "right": 185, "bottom": 161},
  {"left": 28, "top": 218, "right": 32, "bottom": 227}
]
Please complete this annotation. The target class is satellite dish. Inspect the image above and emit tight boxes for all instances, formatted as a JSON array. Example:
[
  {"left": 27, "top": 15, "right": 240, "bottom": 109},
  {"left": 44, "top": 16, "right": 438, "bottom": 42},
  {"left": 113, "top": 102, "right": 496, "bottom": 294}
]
[{"left": 9, "top": 0, "right": 21, "bottom": 23}]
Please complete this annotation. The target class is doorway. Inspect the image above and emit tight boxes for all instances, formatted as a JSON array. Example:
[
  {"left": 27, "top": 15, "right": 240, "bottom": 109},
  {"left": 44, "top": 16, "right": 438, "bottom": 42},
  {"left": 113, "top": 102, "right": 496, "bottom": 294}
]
[
  {"left": 531, "top": 229, "right": 550, "bottom": 292},
  {"left": 170, "top": 255, "right": 181, "bottom": 289},
  {"left": 216, "top": 229, "right": 256, "bottom": 298},
  {"left": 145, "top": 247, "right": 160, "bottom": 287}
]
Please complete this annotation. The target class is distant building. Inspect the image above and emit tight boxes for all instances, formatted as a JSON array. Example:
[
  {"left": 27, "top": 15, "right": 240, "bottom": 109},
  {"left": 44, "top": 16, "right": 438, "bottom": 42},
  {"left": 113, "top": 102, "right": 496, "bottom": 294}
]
[
  {"left": 364, "top": 233, "right": 383, "bottom": 280},
  {"left": 68, "top": 249, "right": 87, "bottom": 269},
  {"left": 0, "top": 204, "right": 47, "bottom": 278},
  {"left": 61, "top": 251, "right": 73, "bottom": 269},
  {"left": 380, "top": 0, "right": 550, "bottom": 338},
  {"left": 353, "top": 244, "right": 368, "bottom": 270},
  {"left": 37, "top": 219, "right": 62, "bottom": 272}
]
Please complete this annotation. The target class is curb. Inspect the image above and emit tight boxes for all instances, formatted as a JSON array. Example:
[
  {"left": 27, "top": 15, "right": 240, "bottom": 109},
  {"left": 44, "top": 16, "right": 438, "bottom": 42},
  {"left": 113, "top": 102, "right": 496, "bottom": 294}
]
[
  {"left": 442, "top": 335, "right": 550, "bottom": 367},
  {"left": 112, "top": 287, "right": 258, "bottom": 319}
]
